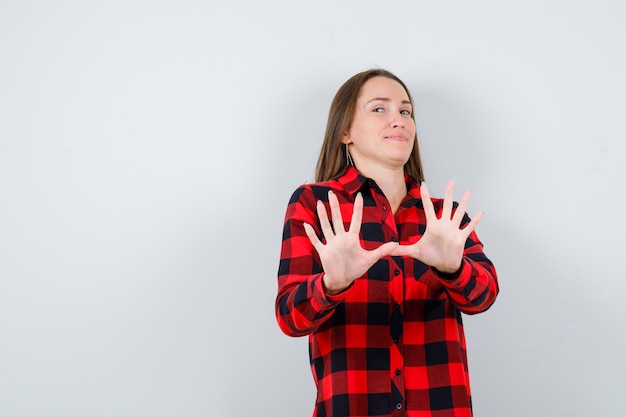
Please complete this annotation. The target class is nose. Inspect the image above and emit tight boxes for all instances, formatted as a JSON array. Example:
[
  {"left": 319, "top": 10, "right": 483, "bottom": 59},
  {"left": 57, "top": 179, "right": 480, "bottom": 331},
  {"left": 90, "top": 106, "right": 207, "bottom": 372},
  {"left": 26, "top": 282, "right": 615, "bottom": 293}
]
[{"left": 391, "top": 113, "right": 405, "bottom": 128}]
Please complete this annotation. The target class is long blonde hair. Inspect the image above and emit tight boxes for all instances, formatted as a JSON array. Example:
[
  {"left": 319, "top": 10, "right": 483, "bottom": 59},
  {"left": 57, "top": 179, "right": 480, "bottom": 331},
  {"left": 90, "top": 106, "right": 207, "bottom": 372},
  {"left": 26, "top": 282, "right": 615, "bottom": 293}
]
[{"left": 315, "top": 69, "right": 424, "bottom": 183}]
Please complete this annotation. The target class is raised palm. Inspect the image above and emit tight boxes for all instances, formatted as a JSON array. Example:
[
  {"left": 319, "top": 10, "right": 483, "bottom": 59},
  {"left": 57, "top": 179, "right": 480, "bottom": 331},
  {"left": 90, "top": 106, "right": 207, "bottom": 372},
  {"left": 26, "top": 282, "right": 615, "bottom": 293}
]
[
  {"left": 391, "top": 180, "right": 482, "bottom": 273},
  {"left": 303, "top": 191, "right": 398, "bottom": 294}
]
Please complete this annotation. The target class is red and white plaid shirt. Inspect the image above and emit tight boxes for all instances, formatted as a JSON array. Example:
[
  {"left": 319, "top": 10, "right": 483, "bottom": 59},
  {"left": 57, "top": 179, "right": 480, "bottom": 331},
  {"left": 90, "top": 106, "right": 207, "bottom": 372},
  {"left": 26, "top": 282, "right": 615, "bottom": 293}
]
[{"left": 276, "top": 167, "right": 499, "bottom": 417}]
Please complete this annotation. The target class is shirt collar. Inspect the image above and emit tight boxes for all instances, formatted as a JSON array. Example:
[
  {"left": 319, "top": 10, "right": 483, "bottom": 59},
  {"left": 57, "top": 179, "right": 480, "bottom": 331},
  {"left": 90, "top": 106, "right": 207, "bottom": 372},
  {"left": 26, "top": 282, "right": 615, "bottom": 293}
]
[
  {"left": 337, "top": 166, "right": 367, "bottom": 196},
  {"left": 337, "top": 166, "right": 423, "bottom": 203},
  {"left": 401, "top": 174, "right": 422, "bottom": 208}
]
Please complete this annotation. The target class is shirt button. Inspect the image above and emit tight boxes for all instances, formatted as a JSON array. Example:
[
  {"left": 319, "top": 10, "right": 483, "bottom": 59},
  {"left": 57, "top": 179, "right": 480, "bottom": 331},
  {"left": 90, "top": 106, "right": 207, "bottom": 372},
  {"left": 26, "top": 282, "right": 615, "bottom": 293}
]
[
  {"left": 383, "top": 205, "right": 387, "bottom": 211},
  {"left": 391, "top": 237, "right": 397, "bottom": 242},
  {"left": 395, "top": 369, "right": 401, "bottom": 376},
  {"left": 396, "top": 403, "right": 403, "bottom": 410},
  {"left": 394, "top": 269, "right": 400, "bottom": 276}
]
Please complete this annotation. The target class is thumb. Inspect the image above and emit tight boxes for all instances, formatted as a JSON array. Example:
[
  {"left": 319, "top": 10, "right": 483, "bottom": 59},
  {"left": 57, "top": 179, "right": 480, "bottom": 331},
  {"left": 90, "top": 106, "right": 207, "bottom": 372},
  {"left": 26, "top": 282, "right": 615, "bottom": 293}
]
[
  {"left": 372, "top": 241, "right": 400, "bottom": 259},
  {"left": 390, "top": 243, "right": 417, "bottom": 258}
]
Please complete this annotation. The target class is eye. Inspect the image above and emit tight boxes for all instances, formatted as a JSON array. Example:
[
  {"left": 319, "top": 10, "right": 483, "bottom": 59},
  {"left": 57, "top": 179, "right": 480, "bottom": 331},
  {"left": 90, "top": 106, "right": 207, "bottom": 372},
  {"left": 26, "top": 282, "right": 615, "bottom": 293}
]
[
  {"left": 400, "top": 109, "right": 412, "bottom": 116},
  {"left": 373, "top": 107, "right": 385, "bottom": 113}
]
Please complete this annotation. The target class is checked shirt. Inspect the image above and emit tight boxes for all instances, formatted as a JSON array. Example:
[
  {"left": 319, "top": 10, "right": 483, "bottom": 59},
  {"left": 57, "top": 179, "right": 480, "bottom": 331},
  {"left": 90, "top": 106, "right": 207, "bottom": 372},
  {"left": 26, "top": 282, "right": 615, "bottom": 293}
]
[{"left": 276, "top": 167, "right": 499, "bottom": 417}]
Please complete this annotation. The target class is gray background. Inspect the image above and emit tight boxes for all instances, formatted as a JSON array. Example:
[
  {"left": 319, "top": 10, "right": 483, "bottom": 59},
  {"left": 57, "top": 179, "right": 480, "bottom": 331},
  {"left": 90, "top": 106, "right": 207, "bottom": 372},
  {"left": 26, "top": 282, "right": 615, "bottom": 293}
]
[{"left": 1, "top": 1, "right": 624, "bottom": 416}]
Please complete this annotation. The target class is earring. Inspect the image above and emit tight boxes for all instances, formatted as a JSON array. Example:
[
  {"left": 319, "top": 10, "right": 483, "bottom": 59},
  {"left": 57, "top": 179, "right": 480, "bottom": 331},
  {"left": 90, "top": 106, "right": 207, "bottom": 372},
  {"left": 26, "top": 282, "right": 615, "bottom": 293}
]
[{"left": 345, "top": 144, "right": 354, "bottom": 167}]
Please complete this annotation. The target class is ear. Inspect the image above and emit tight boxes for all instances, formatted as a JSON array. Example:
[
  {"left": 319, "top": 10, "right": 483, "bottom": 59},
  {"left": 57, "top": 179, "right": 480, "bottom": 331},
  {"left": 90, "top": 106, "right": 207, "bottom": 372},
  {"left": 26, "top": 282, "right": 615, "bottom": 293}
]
[{"left": 341, "top": 131, "right": 352, "bottom": 145}]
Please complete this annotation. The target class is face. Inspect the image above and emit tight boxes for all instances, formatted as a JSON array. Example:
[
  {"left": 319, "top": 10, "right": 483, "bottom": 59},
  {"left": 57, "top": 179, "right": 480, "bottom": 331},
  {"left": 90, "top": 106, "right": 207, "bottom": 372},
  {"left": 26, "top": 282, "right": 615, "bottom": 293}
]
[{"left": 342, "top": 76, "right": 416, "bottom": 173}]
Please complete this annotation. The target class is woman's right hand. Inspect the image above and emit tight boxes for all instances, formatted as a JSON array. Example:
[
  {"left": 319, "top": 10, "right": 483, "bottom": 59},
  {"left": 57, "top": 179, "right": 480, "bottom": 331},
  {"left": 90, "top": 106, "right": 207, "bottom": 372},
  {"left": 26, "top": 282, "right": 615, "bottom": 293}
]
[{"left": 303, "top": 191, "right": 398, "bottom": 295}]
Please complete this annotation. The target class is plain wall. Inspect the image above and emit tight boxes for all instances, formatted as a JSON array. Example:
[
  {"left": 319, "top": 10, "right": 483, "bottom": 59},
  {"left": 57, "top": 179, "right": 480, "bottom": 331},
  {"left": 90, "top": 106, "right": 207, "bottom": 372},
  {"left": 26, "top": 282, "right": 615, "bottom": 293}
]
[{"left": 1, "top": 1, "right": 624, "bottom": 416}]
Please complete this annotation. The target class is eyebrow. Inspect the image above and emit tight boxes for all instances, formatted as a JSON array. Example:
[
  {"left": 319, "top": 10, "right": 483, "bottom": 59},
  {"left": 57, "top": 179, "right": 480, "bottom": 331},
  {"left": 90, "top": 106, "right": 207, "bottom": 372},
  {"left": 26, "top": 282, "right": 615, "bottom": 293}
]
[{"left": 366, "top": 97, "right": 412, "bottom": 105}]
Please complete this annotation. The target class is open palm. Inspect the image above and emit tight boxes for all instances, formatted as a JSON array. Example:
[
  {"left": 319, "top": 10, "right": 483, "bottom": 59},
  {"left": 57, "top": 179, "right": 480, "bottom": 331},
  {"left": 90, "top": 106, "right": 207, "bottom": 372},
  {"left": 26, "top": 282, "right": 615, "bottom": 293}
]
[
  {"left": 391, "top": 180, "right": 482, "bottom": 273},
  {"left": 303, "top": 191, "right": 398, "bottom": 295}
]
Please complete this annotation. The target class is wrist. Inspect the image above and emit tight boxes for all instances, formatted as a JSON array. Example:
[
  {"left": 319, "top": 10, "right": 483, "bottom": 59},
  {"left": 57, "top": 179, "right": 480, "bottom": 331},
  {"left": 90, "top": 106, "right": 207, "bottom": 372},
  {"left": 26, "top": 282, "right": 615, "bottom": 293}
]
[
  {"left": 322, "top": 273, "right": 351, "bottom": 295},
  {"left": 434, "top": 261, "right": 463, "bottom": 280}
]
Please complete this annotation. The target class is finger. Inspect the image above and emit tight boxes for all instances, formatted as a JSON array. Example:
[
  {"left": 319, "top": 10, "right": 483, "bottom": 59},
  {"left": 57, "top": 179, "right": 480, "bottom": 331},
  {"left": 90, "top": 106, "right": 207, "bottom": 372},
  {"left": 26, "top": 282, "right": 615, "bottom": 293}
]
[
  {"left": 420, "top": 182, "right": 436, "bottom": 223},
  {"left": 316, "top": 199, "right": 334, "bottom": 239},
  {"left": 328, "top": 190, "right": 345, "bottom": 234},
  {"left": 442, "top": 180, "right": 455, "bottom": 220},
  {"left": 460, "top": 211, "right": 484, "bottom": 238},
  {"left": 303, "top": 222, "right": 323, "bottom": 251},
  {"left": 370, "top": 241, "right": 401, "bottom": 261},
  {"left": 389, "top": 243, "right": 411, "bottom": 257},
  {"left": 348, "top": 192, "right": 364, "bottom": 235},
  {"left": 390, "top": 241, "right": 424, "bottom": 259},
  {"left": 452, "top": 189, "right": 471, "bottom": 226}
]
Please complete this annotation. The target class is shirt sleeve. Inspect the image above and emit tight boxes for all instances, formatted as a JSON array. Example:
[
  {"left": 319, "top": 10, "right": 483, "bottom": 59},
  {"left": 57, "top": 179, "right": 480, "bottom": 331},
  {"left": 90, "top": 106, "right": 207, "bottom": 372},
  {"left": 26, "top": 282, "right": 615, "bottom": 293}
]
[
  {"left": 275, "top": 185, "right": 346, "bottom": 337},
  {"left": 433, "top": 227, "right": 499, "bottom": 315}
]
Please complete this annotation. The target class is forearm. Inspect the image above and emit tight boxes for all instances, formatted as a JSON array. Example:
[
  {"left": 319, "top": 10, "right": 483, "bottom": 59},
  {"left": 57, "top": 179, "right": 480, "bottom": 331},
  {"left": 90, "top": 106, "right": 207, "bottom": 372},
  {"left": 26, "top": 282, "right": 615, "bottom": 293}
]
[{"left": 275, "top": 272, "right": 343, "bottom": 336}]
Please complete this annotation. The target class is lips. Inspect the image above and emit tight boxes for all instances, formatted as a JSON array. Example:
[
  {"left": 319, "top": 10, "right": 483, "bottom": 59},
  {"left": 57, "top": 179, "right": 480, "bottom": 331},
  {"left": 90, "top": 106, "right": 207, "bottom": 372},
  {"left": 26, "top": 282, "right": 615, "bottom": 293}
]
[{"left": 385, "top": 134, "right": 407, "bottom": 142}]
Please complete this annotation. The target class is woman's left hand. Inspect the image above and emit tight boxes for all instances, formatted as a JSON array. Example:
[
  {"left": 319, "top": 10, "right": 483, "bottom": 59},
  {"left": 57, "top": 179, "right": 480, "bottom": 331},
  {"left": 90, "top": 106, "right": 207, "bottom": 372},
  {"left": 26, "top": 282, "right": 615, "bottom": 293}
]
[{"left": 391, "top": 180, "right": 482, "bottom": 273}]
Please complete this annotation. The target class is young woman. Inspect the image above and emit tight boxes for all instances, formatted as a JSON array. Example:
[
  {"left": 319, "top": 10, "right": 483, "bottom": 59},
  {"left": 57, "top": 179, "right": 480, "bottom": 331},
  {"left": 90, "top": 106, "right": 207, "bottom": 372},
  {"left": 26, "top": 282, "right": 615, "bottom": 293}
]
[{"left": 276, "top": 68, "right": 499, "bottom": 417}]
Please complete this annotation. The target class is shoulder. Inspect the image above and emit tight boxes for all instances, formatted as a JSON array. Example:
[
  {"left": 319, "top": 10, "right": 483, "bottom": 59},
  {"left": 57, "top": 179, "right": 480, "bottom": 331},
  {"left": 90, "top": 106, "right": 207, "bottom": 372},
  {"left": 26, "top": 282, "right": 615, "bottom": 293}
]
[{"left": 287, "top": 179, "right": 343, "bottom": 206}]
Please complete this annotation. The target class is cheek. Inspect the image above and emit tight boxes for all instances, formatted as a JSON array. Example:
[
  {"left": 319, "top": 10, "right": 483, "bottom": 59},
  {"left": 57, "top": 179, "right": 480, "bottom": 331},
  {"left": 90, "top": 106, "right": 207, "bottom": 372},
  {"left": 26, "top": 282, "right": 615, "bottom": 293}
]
[{"left": 408, "top": 122, "right": 417, "bottom": 137}]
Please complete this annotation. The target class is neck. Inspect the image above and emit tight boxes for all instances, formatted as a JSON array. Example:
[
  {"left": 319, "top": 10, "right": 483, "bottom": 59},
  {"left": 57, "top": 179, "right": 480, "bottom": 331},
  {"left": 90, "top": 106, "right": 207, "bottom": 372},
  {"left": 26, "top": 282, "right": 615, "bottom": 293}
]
[{"left": 354, "top": 164, "right": 407, "bottom": 213}]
